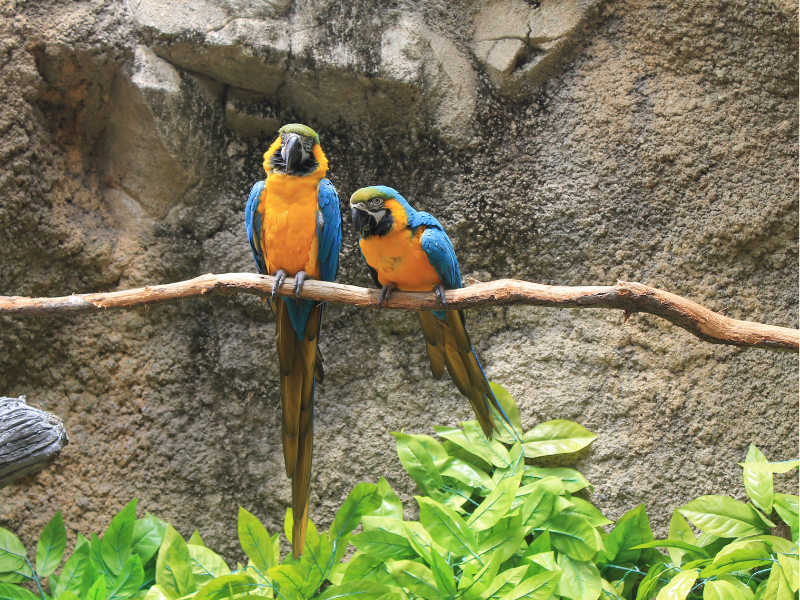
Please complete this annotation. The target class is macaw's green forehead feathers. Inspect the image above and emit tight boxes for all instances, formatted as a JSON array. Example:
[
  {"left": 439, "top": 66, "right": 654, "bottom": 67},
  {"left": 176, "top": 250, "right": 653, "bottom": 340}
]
[
  {"left": 350, "top": 187, "right": 395, "bottom": 205},
  {"left": 279, "top": 123, "right": 320, "bottom": 144}
]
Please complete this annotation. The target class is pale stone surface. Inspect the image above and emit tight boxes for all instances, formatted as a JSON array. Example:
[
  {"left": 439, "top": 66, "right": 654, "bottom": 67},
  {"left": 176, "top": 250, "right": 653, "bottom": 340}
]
[{"left": 0, "top": 0, "right": 797, "bottom": 564}]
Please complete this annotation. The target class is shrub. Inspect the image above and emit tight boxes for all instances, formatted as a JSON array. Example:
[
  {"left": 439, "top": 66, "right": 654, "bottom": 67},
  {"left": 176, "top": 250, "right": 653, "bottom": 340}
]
[{"left": 1, "top": 383, "right": 797, "bottom": 600}]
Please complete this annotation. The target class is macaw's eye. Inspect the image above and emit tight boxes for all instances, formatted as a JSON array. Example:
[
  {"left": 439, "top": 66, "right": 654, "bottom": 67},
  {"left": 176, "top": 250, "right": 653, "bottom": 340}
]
[
  {"left": 303, "top": 139, "right": 314, "bottom": 151},
  {"left": 368, "top": 199, "right": 381, "bottom": 208}
]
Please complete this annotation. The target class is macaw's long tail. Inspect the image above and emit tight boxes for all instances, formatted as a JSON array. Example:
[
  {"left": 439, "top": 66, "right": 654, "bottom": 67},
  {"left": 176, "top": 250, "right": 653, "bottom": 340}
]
[
  {"left": 275, "top": 296, "right": 322, "bottom": 559},
  {"left": 417, "top": 310, "right": 508, "bottom": 437}
]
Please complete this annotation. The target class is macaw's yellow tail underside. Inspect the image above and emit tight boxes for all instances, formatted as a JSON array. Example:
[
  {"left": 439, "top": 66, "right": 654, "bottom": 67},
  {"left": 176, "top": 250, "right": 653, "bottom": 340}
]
[
  {"left": 275, "top": 296, "right": 321, "bottom": 558},
  {"left": 418, "top": 310, "right": 499, "bottom": 437}
]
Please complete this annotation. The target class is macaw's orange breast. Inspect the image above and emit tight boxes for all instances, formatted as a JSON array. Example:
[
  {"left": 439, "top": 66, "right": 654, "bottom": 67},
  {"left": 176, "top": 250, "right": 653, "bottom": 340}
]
[
  {"left": 260, "top": 172, "right": 323, "bottom": 278},
  {"left": 359, "top": 223, "right": 442, "bottom": 292}
]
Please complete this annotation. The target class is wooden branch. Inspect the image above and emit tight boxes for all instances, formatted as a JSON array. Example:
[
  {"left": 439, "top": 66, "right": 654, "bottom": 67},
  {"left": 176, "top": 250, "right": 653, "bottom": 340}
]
[
  {"left": 0, "top": 274, "right": 796, "bottom": 351},
  {"left": 0, "top": 396, "right": 69, "bottom": 488}
]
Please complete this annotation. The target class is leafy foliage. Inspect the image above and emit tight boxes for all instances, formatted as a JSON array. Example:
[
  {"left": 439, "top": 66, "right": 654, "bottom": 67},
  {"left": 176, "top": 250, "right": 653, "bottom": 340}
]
[{"left": 1, "top": 386, "right": 796, "bottom": 600}]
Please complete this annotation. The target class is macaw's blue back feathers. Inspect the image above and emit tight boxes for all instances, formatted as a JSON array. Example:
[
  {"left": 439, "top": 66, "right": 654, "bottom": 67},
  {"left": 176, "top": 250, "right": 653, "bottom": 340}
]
[
  {"left": 245, "top": 181, "right": 267, "bottom": 275},
  {"left": 420, "top": 227, "right": 462, "bottom": 291},
  {"left": 317, "top": 179, "right": 342, "bottom": 283}
]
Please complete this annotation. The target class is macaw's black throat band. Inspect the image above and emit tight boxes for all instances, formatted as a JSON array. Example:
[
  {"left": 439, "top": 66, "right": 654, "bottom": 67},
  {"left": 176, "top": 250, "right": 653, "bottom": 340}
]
[
  {"left": 352, "top": 207, "right": 395, "bottom": 238},
  {"left": 269, "top": 146, "right": 319, "bottom": 176}
]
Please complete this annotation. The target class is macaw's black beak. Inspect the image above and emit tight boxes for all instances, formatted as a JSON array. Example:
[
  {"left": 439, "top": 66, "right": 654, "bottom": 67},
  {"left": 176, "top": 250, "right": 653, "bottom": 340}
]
[
  {"left": 281, "top": 134, "right": 303, "bottom": 173},
  {"left": 351, "top": 207, "right": 365, "bottom": 234}
]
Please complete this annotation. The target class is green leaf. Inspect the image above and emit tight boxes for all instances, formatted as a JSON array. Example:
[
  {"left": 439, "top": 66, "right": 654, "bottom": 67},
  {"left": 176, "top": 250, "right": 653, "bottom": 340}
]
[
  {"left": 667, "top": 510, "right": 696, "bottom": 565},
  {"left": 655, "top": 570, "right": 697, "bottom": 600},
  {"left": 560, "top": 498, "right": 612, "bottom": 527},
  {"left": 440, "top": 457, "right": 493, "bottom": 492},
  {"left": 479, "top": 565, "right": 528, "bottom": 598},
  {"left": 330, "top": 483, "right": 382, "bottom": 544},
  {"left": 632, "top": 540, "right": 709, "bottom": 558},
  {"left": 155, "top": 525, "right": 194, "bottom": 599},
  {"left": 525, "top": 532, "right": 551, "bottom": 557},
  {"left": 0, "top": 529, "right": 26, "bottom": 573},
  {"left": 463, "top": 421, "right": 511, "bottom": 468},
  {"left": 317, "top": 580, "right": 392, "bottom": 600},
  {"left": 0, "top": 583, "right": 40, "bottom": 600},
  {"left": 468, "top": 476, "right": 522, "bottom": 531},
  {"left": 402, "top": 522, "right": 435, "bottom": 562},
  {"left": 777, "top": 554, "right": 798, "bottom": 594},
  {"left": 36, "top": 511, "right": 66, "bottom": 577},
  {"left": 188, "top": 546, "right": 230, "bottom": 587},
  {"left": 544, "top": 514, "right": 599, "bottom": 561},
  {"left": 238, "top": 507, "right": 275, "bottom": 571},
  {"left": 91, "top": 533, "right": 114, "bottom": 585},
  {"left": 522, "top": 420, "right": 596, "bottom": 458},
  {"left": 429, "top": 548, "right": 456, "bottom": 598},
  {"left": 555, "top": 554, "right": 601, "bottom": 600},
  {"left": 102, "top": 499, "right": 138, "bottom": 576},
  {"left": 764, "top": 562, "right": 795, "bottom": 600},
  {"left": 712, "top": 576, "right": 755, "bottom": 600},
  {"left": 54, "top": 544, "right": 90, "bottom": 597},
  {"left": 54, "top": 592, "right": 81, "bottom": 600},
  {"left": 393, "top": 433, "right": 444, "bottom": 492},
  {"left": 193, "top": 573, "right": 258, "bottom": 600},
  {"left": 773, "top": 494, "right": 799, "bottom": 542},
  {"left": 700, "top": 541, "right": 773, "bottom": 577},
  {"left": 679, "top": 496, "right": 772, "bottom": 537},
  {"left": 417, "top": 497, "right": 476, "bottom": 557},
  {"left": 497, "top": 571, "right": 561, "bottom": 600},
  {"left": 187, "top": 530, "right": 204, "bottom": 547},
  {"left": 86, "top": 576, "right": 107, "bottom": 600},
  {"left": 702, "top": 580, "right": 749, "bottom": 600},
  {"left": 341, "top": 553, "right": 388, "bottom": 584},
  {"left": 737, "top": 460, "right": 799, "bottom": 474},
  {"left": 107, "top": 554, "right": 144, "bottom": 600},
  {"left": 473, "top": 527, "right": 528, "bottom": 565},
  {"left": 520, "top": 489, "right": 557, "bottom": 530},
  {"left": 408, "top": 434, "right": 450, "bottom": 468},
  {"left": 351, "top": 531, "right": 412, "bottom": 560},
  {"left": 602, "top": 504, "right": 653, "bottom": 565},
  {"left": 634, "top": 563, "right": 668, "bottom": 600},
  {"left": 742, "top": 445, "right": 774, "bottom": 514},
  {"left": 370, "top": 478, "right": 404, "bottom": 520},
  {"left": 493, "top": 443, "right": 525, "bottom": 485},
  {"left": 269, "top": 562, "right": 314, "bottom": 600},
  {"left": 132, "top": 517, "right": 167, "bottom": 566},
  {"left": 435, "top": 427, "right": 494, "bottom": 467},
  {"left": 489, "top": 382, "right": 524, "bottom": 443},
  {"left": 522, "top": 466, "right": 591, "bottom": 493},
  {"left": 385, "top": 560, "right": 440, "bottom": 600}
]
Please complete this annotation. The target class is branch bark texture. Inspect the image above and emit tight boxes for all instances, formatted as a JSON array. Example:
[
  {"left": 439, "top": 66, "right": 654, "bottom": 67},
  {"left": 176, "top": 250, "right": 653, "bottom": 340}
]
[{"left": 0, "top": 274, "right": 796, "bottom": 351}]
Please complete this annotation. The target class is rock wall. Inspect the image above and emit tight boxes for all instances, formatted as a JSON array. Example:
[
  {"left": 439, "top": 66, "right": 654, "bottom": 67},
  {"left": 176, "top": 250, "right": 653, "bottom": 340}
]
[{"left": 1, "top": 0, "right": 797, "bottom": 560}]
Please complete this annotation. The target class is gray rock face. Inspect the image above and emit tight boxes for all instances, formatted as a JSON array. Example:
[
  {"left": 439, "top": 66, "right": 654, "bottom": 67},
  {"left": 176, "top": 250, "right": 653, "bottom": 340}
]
[{"left": 0, "top": 0, "right": 797, "bottom": 562}]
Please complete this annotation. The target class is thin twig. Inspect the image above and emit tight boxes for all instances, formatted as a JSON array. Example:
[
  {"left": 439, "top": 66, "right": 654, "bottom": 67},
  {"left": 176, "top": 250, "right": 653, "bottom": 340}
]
[{"left": 0, "top": 274, "right": 796, "bottom": 351}]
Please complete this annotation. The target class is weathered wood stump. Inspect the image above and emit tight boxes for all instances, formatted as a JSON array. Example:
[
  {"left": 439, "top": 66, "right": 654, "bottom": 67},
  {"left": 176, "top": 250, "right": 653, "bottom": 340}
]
[{"left": 0, "top": 396, "right": 69, "bottom": 488}]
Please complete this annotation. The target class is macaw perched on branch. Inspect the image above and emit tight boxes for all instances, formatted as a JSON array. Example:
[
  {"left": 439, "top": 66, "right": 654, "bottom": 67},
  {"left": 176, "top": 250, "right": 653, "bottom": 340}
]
[
  {"left": 245, "top": 124, "right": 341, "bottom": 558},
  {"left": 350, "top": 186, "right": 509, "bottom": 437}
]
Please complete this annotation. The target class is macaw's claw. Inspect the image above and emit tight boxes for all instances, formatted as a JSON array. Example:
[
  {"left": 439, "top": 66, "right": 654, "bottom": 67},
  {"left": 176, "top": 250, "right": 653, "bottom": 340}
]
[
  {"left": 272, "top": 269, "right": 288, "bottom": 299},
  {"left": 294, "top": 271, "right": 312, "bottom": 297},
  {"left": 434, "top": 284, "right": 447, "bottom": 307},
  {"left": 379, "top": 283, "right": 398, "bottom": 310}
]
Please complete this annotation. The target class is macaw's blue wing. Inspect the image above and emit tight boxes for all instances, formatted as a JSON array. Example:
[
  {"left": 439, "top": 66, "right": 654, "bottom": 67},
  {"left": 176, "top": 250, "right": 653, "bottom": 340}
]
[
  {"left": 419, "top": 225, "right": 463, "bottom": 290},
  {"left": 316, "top": 179, "right": 342, "bottom": 283},
  {"left": 245, "top": 181, "right": 267, "bottom": 274}
]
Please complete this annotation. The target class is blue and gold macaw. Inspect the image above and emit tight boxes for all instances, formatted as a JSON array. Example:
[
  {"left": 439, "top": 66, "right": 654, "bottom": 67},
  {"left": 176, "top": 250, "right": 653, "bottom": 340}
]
[
  {"left": 350, "top": 186, "right": 508, "bottom": 437},
  {"left": 244, "top": 124, "right": 341, "bottom": 558}
]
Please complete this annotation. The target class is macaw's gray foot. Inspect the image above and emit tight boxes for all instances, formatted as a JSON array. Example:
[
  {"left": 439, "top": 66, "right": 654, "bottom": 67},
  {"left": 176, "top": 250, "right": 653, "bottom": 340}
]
[
  {"left": 379, "top": 283, "right": 398, "bottom": 310},
  {"left": 293, "top": 271, "right": 312, "bottom": 297},
  {"left": 272, "top": 269, "right": 288, "bottom": 299},
  {"left": 434, "top": 284, "right": 447, "bottom": 307}
]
